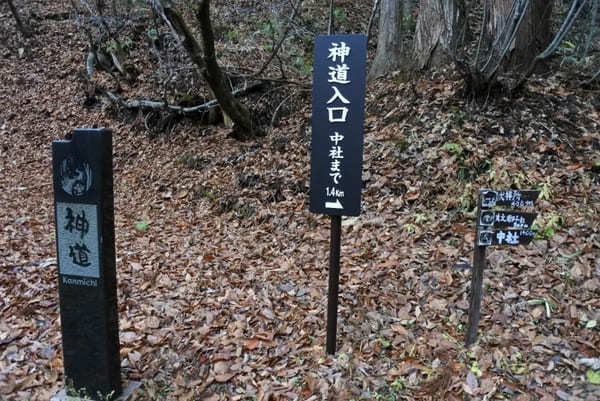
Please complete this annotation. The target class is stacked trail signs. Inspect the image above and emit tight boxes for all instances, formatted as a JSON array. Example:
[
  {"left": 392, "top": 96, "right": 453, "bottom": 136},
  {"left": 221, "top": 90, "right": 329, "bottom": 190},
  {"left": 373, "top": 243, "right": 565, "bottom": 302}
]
[
  {"left": 466, "top": 188, "right": 540, "bottom": 346},
  {"left": 477, "top": 189, "right": 540, "bottom": 246},
  {"left": 52, "top": 128, "right": 121, "bottom": 399}
]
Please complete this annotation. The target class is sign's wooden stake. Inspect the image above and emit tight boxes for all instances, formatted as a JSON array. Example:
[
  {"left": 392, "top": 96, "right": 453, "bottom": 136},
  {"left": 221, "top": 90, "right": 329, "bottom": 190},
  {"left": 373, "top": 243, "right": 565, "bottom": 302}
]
[{"left": 466, "top": 190, "right": 486, "bottom": 346}]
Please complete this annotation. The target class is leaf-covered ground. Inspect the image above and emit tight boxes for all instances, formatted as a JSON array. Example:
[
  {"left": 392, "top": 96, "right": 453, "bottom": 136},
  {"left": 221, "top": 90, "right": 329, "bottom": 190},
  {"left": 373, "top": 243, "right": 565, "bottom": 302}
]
[{"left": 1, "top": 1, "right": 599, "bottom": 400}]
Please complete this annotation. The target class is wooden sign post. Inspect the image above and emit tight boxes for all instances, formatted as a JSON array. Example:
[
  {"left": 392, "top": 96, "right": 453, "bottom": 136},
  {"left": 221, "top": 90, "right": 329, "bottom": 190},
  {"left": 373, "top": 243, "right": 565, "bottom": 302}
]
[
  {"left": 52, "top": 128, "right": 121, "bottom": 399},
  {"left": 466, "top": 189, "right": 540, "bottom": 346},
  {"left": 310, "top": 34, "right": 367, "bottom": 355}
]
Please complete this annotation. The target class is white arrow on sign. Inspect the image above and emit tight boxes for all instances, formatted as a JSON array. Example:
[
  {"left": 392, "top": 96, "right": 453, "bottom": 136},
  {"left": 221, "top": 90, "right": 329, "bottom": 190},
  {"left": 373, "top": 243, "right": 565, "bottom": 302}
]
[{"left": 325, "top": 199, "right": 343, "bottom": 209}]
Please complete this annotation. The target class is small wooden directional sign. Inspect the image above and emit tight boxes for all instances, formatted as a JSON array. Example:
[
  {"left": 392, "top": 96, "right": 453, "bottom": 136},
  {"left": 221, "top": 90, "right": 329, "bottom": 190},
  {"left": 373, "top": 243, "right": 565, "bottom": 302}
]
[
  {"left": 480, "top": 189, "right": 540, "bottom": 208},
  {"left": 467, "top": 188, "right": 541, "bottom": 345},
  {"left": 476, "top": 189, "right": 539, "bottom": 247},
  {"left": 477, "top": 229, "right": 536, "bottom": 246},
  {"left": 478, "top": 210, "right": 538, "bottom": 229},
  {"left": 310, "top": 34, "right": 367, "bottom": 216}
]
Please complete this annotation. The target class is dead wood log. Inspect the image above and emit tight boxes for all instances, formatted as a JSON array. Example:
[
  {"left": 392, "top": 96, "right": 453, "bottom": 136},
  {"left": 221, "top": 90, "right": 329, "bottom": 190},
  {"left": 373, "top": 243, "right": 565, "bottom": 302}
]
[{"left": 104, "top": 80, "right": 264, "bottom": 115}]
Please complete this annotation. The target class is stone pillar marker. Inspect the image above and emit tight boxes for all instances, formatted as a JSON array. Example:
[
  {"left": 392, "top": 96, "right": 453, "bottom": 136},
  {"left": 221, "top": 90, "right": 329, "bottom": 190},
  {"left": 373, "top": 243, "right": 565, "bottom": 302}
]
[{"left": 52, "top": 128, "right": 121, "bottom": 399}]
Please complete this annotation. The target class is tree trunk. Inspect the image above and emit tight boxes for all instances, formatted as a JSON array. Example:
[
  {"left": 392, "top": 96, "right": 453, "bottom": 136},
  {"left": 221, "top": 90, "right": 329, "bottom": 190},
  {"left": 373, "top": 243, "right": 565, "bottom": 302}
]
[
  {"left": 196, "top": 0, "right": 264, "bottom": 140},
  {"left": 488, "top": 0, "right": 553, "bottom": 72},
  {"left": 6, "top": 0, "right": 33, "bottom": 38},
  {"left": 151, "top": 0, "right": 263, "bottom": 140},
  {"left": 368, "top": 0, "right": 404, "bottom": 80},
  {"left": 412, "top": 0, "right": 466, "bottom": 70}
]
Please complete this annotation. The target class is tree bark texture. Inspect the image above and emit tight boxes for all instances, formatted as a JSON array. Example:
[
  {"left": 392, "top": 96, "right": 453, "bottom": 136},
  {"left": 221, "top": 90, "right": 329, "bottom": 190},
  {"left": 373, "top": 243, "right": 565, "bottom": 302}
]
[
  {"left": 369, "top": 0, "right": 404, "bottom": 79},
  {"left": 488, "top": 0, "right": 553, "bottom": 72},
  {"left": 413, "top": 0, "right": 466, "bottom": 70},
  {"left": 196, "top": 0, "right": 264, "bottom": 139}
]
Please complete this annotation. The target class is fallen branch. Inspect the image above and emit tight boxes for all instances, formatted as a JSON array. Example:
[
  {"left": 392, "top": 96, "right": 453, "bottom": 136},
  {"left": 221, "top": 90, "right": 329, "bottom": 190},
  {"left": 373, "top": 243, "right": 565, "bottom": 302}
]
[{"left": 105, "top": 80, "right": 264, "bottom": 114}]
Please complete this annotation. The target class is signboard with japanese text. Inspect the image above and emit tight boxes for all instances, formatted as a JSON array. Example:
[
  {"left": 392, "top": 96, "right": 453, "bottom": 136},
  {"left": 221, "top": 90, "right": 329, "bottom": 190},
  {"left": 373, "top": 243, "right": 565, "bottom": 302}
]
[
  {"left": 478, "top": 210, "right": 537, "bottom": 229},
  {"left": 467, "top": 188, "right": 541, "bottom": 345},
  {"left": 476, "top": 188, "right": 539, "bottom": 247},
  {"left": 52, "top": 128, "right": 121, "bottom": 398},
  {"left": 56, "top": 202, "right": 100, "bottom": 278},
  {"left": 477, "top": 229, "right": 536, "bottom": 246},
  {"left": 310, "top": 34, "right": 367, "bottom": 216},
  {"left": 480, "top": 189, "right": 540, "bottom": 208}
]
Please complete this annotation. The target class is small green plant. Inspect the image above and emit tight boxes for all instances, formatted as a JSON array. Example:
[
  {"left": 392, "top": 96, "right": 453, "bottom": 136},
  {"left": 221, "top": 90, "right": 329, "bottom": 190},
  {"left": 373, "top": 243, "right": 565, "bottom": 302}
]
[
  {"left": 378, "top": 336, "right": 391, "bottom": 349},
  {"left": 333, "top": 7, "right": 347, "bottom": 26},
  {"left": 539, "top": 179, "right": 552, "bottom": 200},
  {"left": 470, "top": 361, "right": 483, "bottom": 377},
  {"left": 533, "top": 212, "right": 562, "bottom": 239},
  {"left": 390, "top": 378, "right": 404, "bottom": 391},
  {"left": 403, "top": 223, "right": 417, "bottom": 233},
  {"left": 105, "top": 38, "right": 132, "bottom": 53},
  {"left": 235, "top": 204, "right": 256, "bottom": 218},
  {"left": 135, "top": 221, "right": 149, "bottom": 231},
  {"left": 226, "top": 29, "right": 238, "bottom": 42},
  {"left": 414, "top": 213, "right": 428, "bottom": 225},
  {"left": 442, "top": 142, "right": 463, "bottom": 155},
  {"left": 260, "top": 19, "right": 278, "bottom": 37},
  {"left": 446, "top": 238, "right": 459, "bottom": 247},
  {"left": 558, "top": 40, "right": 578, "bottom": 66}
]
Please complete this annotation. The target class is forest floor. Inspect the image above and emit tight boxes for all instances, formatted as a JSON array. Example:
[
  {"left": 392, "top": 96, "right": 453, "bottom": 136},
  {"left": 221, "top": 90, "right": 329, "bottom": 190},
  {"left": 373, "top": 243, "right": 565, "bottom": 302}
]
[{"left": 1, "top": 1, "right": 599, "bottom": 401}]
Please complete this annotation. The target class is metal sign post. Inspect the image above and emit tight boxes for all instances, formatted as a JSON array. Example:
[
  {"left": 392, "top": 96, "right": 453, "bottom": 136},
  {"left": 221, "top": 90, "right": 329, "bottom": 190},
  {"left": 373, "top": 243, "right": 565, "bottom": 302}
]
[
  {"left": 466, "top": 188, "right": 540, "bottom": 346},
  {"left": 310, "top": 34, "right": 367, "bottom": 354},
  {"left": 52, "top": 128, "right": 121, "bottom": 399}
]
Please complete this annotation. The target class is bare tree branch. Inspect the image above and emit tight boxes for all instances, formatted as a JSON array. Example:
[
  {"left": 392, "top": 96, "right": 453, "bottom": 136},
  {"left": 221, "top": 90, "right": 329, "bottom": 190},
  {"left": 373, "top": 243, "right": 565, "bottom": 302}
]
[
  {"left": 366, "top": 0, "right": 381, "bottom": 45},
  {"left": 6, "top": 0, "right": 33, "bottom": 37},
  {"left": 583, "top": 0, "right": 598, "bottom": 59},
  {"left": 513, "top": 0, "right": 589, "bottom": 90},
  {"left": 584, "top": 67, "right": 600, "bottom": 85},
  {"left": 328, "top": 0, "right": 335, "bottom": 35},
  {"left": 254, "top": 0, "right": 304, "bottom": 77}
]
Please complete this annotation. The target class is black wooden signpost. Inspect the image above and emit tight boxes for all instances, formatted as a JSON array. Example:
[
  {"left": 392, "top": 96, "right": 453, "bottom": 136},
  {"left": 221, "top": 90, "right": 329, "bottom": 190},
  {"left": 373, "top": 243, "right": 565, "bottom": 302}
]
[
  {"left": 52, "top": 128, "right": 121, "bottom": 399},
  {"left": 466, "top": 188, "right": 540, "bottom": 346},
  {"left": 310, "top": 34, "right": 367, "bottom": 354}
]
